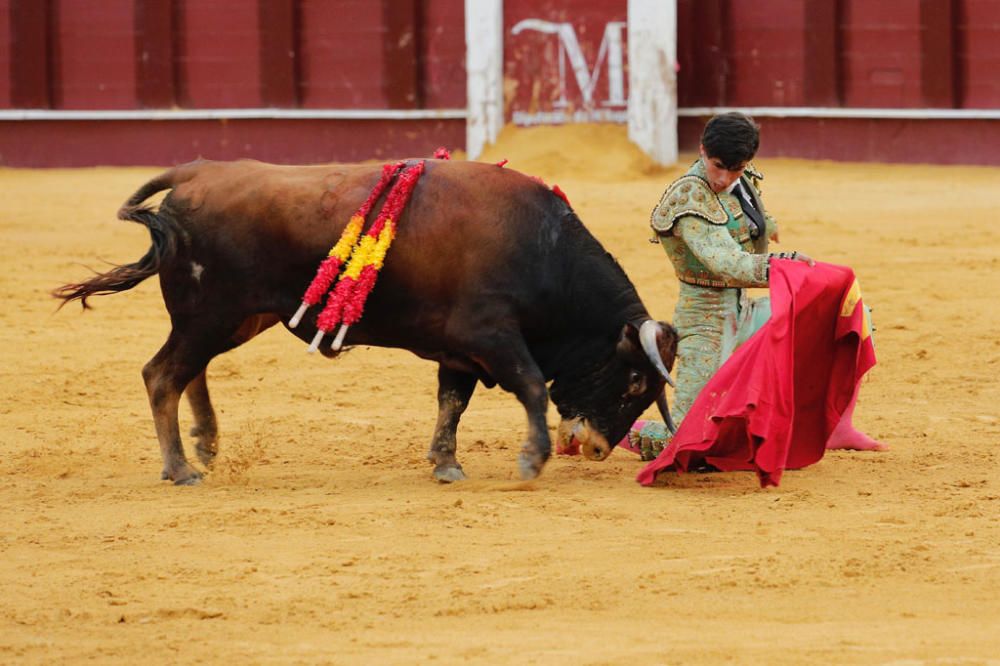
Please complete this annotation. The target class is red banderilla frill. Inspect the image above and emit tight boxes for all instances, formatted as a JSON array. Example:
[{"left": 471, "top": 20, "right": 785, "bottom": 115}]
[{"left": 305, "top": 160, "right": 426, "bottom": 353}]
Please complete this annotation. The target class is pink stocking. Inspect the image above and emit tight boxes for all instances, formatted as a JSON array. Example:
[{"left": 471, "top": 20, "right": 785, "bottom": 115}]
[{"left": 826, "top": 382, "right": 888, "bottom": 451}]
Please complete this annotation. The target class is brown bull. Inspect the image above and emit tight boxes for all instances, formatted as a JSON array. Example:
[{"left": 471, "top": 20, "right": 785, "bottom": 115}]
[{"left": 55, "top": 158, "right": 677, "bottom": 485}]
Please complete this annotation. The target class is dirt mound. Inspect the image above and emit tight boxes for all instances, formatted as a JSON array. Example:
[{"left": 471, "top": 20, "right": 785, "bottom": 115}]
[{"left": 476, "top": 123, "right": 674, "bottom": 182}]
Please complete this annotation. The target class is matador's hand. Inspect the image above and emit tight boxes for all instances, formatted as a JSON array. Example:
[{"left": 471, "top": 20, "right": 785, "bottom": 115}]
[
  {"left": 794, "top": 251, "right": 816, "bottom": 266},
  {"left": 773, "top": 250, "right": 816, "bottom": 267}
]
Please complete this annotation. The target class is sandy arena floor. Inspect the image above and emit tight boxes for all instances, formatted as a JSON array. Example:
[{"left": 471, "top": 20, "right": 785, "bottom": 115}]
[{"left": 1, "top": 125, "right": 998, "bottom": 664}]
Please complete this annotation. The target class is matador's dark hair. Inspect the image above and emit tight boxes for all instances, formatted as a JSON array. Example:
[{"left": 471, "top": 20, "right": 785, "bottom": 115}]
[{"left": 701, "top": 112, "right": 760, "bottom": 170}]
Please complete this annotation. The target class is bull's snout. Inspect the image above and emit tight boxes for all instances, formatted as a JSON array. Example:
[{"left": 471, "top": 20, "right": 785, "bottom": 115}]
[{"left": 558, "top": 418, "right": 611, "bottom": 461}]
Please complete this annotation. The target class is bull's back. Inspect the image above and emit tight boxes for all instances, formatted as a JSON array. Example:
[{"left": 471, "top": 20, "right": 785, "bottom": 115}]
[{"left": 159, "top": 159, "right": 567, "bottom": 335}]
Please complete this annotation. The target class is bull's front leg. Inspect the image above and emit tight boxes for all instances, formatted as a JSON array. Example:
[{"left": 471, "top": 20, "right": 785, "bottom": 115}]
[
  {"left": 478, "top": 339, "right": 551, "bottom": 480},
  {"left": 427, "top": 366, "right": 477, "bottom": 482},
  {"left": 511, "top": 378, "right": 551, "bottom": 480}
]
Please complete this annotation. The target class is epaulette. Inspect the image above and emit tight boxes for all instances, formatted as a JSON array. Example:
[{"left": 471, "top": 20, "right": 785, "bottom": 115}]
[{"left": 650, "top": 175, "right": 727, "bottom": 234}]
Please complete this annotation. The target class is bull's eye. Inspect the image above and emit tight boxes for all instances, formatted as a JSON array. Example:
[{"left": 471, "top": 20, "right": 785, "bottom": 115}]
[{"left": 627, "top": 370, "right": 646, "bottom": 396}]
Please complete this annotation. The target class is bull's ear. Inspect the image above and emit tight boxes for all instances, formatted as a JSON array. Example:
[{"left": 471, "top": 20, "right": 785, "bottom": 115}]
[{"left": 615, "top": 322, "right": 643, "bottom": 362}]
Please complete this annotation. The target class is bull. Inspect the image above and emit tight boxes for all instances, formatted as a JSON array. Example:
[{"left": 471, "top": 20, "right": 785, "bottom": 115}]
[{"left": 55, "top": 158, "right": 677, "bottom": 485}]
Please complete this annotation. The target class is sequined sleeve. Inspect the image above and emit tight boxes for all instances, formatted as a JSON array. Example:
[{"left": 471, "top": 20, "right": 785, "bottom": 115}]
[
  {"left": 675, "top": 216, "right": 769, "bottom": 287},
  {"left": 765, "top": 213, "right": 779, "bottom": 242}
]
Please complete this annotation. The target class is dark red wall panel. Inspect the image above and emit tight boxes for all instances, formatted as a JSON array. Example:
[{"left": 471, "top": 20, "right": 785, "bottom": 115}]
[
  {"left": 726, "top": 0, "right": 808, "bottom": 106},
  {"left": 259, "top": 0, "right": 297, "bottom": 107},
  {"left": 957, "top": 0, "right": 1000, "bottom": 108},
  {"left": 840, "top": 0, "right": 924, "bottom": 107},
  {"left": 919, "top": 0, "right": 955, "bottom": 108},
  {"left": 298, "top": 0, "right": 384, "bottom": 108},
  {"left": 135, "top": 0, "right": 175, "bottom": 108},
  {"left": 420, "top": 0, "right": 465, "bottom": 108},
  {"left": 8, "top": 0, "right": 51, "bottom": 108},
  {"left": 0, "top": 0, "right": 10, "bottom": 108},
  {"left": 53, "top": 0, "right": 136, "bottom": 109},
  {"left": 383, "top": 0, "right": 420, "bottom": 108},
  {"left": 677, "top": 0, "right": 725, "bottom": 107},
  {"left": 175, "top": 0, "right": 261, "bottom": 108}
]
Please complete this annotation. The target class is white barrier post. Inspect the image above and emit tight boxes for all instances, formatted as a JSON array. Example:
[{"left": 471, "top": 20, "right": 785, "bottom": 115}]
[
  {"left": 627, "top": 0, "right": 678, "bottom": 165},
  {"left": 465, "top": 0, "right": 504, "bottom": 160}
]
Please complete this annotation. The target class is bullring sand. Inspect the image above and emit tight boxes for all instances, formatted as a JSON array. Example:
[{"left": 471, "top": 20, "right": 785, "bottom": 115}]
[{"left": 1, "top": 124, "right": 998, "bottom": 664}]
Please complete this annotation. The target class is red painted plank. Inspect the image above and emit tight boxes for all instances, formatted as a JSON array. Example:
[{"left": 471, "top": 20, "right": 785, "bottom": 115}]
[
  {"left": 259, "top": 0, "right": 297, "bottom": 107},
  {"left": 175, "top": 0, "right": 261, "bottom": 108},
  {"left": 0, "top": 0, "right": 11, "bottom": 107},
  {"left": 9, "top": 0, "right": 51, "bottom": 108},
  {"left": 840, "top": 0, "right": 924, "bottom": 107},
  {"left": 298, "top": 0, "right": 385, "bottom": 108},
  {"left": 420, "top": 0, "right": 465, "bottom": 108},
  {"left": 383, "top": 0, "right": 420, "bottom": 108},
  {"left": 135, "top": 0, "right": 175, "bottom": 108},
  {"left": 727, "top": 0, "right": 807, "bottom": 106},
  {"left": 53, "top": 0, "right": 136, "bottom": 109},
  {"left": 803, "top": 0, "right": 840, "bottom": 106},
  {"left": 677, "top": 0, "right": 726, "bottom": 107},
  {"left": 956, "top": 0, "right": 1000, "bottom": 108},
  {"left": 919, "top": 0, "right": 955, "bottom": 108}
]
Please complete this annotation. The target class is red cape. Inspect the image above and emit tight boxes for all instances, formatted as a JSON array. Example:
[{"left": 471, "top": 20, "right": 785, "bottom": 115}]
[{"left": 637, "top": 260, "right": 876, "bottom": 488}]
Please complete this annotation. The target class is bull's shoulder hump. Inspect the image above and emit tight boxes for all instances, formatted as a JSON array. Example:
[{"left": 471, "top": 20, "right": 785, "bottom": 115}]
[{"left": 651, "top": 175, "right": 727, "bottom": 233}]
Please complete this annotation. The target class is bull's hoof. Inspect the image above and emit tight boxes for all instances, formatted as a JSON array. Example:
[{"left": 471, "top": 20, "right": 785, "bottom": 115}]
[
  {"left": 433, "top": 464, "right": 466, "bottom": 483},
  {"left": 195, "top": 445, "right": 218, "bottom": 468},
  {"left": 174, "top": 473, "right": 203, "bottom": 486},
  {"left": 161, "top": 463, "right": 203, "bottom": 486},
  {"left": 190, "top": 426, "right": 219, "bottom": 467},
  {"left": 517, "top": 453, "right": 542, "bottom": 480}
]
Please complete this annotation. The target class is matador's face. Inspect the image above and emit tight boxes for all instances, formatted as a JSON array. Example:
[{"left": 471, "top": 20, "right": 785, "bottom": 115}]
[{"left": 700, "top": 144, "right": 747, "bottom": 194}]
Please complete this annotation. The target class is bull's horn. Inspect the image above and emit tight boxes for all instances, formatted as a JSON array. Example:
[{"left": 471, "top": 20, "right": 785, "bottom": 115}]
[
  {"left": 639, "top": 320, "right": 675, "bottom": 387},
  {"left": 656, "top": 390, "right": 677, "bottom": 435}
]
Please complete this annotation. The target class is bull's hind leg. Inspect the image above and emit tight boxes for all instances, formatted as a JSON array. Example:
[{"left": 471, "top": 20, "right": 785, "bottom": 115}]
[
  {"left": 144, "top": 315, "right": 275, "bottom": 485},
  {"left": 144, "top": 329, "right": 215, "bottom": 485},
  {"left": 186, "top": 370, "right": 218, "bottom": 467},
  {"left": 427, "top": 366, "right": 477, "bottom": 483},
  {"left": 184, "top": 315, "right": 279, "bottom": 467}
]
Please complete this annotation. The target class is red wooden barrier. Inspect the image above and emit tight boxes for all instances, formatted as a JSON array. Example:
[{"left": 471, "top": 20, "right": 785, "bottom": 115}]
[
  {"left": 175, "top": 0, "right": 261, "bottom": 108},
  {"left": 959, "top": 0, "right": 1000, "bottom": 108},
  {"left": 420, "top": 0, "right": 465, "bottom": 109},
  {"left": 54, "top": 0, "right": 136, "bottom": 109},
  {"left": 0, "top": 0, "right": 10, "bottom": 108},
  {"left": 2, "top": 0, "right": 999, "bottom": 166}
]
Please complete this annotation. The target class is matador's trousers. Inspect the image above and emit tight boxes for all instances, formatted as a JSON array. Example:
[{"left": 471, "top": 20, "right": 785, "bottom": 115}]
[{"left": 670, "top": 282, "right": 771, "bottom": 427}]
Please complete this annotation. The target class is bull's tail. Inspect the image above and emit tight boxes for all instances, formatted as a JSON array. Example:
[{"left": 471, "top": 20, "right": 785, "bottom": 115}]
[{"left": 53, "top": 169, "right": 185, "bottom": 309}]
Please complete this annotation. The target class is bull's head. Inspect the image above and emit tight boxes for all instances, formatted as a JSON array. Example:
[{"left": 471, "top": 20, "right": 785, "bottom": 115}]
[{"left": 549, "top": 320, "right": 678, "bottom": 461}]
